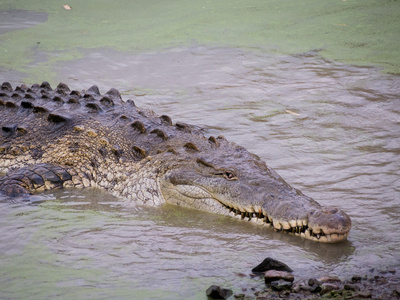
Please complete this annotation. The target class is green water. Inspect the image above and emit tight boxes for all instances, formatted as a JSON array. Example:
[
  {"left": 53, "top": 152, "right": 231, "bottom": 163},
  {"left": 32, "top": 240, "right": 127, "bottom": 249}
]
[
  {"left": 0, "top": 0, "right": 399, "bottom": 84},
  {"left": 1, "top": 1, "right": 400, "bottom": 299}
]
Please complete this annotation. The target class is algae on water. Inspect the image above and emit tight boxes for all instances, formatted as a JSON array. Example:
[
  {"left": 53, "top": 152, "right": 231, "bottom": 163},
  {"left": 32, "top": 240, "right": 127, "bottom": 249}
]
[{"left": 0, "top": 0, "right": 399, "bottom": 83}]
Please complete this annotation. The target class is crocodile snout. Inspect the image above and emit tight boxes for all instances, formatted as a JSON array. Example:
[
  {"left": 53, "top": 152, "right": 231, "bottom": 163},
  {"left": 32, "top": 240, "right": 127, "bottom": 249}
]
[{"left": 307, "top": 207, "right": 352, "bottom": 238}]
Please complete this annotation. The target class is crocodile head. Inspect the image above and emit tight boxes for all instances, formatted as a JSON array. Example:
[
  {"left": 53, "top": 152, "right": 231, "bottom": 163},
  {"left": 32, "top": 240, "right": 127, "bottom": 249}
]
[{"left": 160, "top": 138, "right": 351, "bottom": 243}]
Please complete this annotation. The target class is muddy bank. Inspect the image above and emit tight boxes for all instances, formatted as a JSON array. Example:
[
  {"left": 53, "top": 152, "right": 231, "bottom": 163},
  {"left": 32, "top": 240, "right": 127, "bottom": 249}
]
[
  {"left": 245, "top": 272, "right": 400, "bottom": 299},
  {"left": 208, "top": 258, "right": 400, "bottom": 299}
]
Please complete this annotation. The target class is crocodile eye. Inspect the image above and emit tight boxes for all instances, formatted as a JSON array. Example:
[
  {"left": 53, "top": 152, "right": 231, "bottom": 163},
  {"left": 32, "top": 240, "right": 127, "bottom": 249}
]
[
  {"left": 224, "top": 171, "right": 236, "bottom": 180},
  {"left": 214, "top": 170, "right": 238, "bottom": 180}
]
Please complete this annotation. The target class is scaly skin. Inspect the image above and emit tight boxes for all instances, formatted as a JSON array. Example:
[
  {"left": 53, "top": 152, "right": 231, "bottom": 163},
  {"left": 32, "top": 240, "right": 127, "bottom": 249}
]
[{"left": 0, "top": 82, "right": 351, "bottom": 243}]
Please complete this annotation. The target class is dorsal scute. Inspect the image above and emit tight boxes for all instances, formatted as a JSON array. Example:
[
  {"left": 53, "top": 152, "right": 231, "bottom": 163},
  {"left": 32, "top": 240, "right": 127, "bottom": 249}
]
[
  {"left": 52, "top": 96, "right": 64, "bottom": 104},
  {"left": 1, "top": 82, "right": 13, "bottom": 92},
  {"left": 100, "top": 96, "right": 114, "bottom": 108},
  {"left": 24, "top": 93, "right": 36, "bottom": 100},
  {"left": 5, "top": 101, "right": 18, "bottom": 109},
  {"left": 70, "top": 90, "right": 81, "bottom": 98},
  {"left": 85, "top": 102, "right": 102, "bottom": 113},
  {"left": 131, "top": 121, "right": 146, "bottom": 133},
  {"left": 15, "top": 84, "right": 28, "bottom": 92},
  {"left": 56, "top": 83, "right": 70, "bottom": 95},
  {"left": 87, "top": 85, "right": 100, "bottom": 96},
  {"left": 184, "top": 142, "right": 200, "bottom": 152},
  {"left": 160, "top": 115, "right": 172, "bottom": 126},
  {"left": 2, "top": 124, "right": 17, "bottom": 134},
  {"left": 48, "top": 113, "right": 70, "bottom": 124},
  {"left": 11, "top": 92, "right": 21, "bottom": 100},
  {"left": 132, "top": 145, "right": 147, "bottom": 160},
  {"left": 208, "top": 136, "right": 220, "bottom": 147},
  {"left": 150, "top": 128, "right": 168, "bottom": 140},
  {"left": 1, "top": 82, "right": 215, "bottom": 162},
  {"left": 21, "top": 101, "right": 34, "bottom": 109},
  {"left": 33, "top": 106, "right": 49, "bottom": 114},
  {"left": 106, "top": 88, "right": 121, "bottom": 100},
  {"left": 40, "top": 81, "right": 52, "bottom": 91}
]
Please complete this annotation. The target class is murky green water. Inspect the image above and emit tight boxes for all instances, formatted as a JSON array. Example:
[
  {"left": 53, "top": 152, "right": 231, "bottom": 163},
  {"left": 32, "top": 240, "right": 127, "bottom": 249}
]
[{"left": 1, "top": 1, "right": 400, "bottom": 299}]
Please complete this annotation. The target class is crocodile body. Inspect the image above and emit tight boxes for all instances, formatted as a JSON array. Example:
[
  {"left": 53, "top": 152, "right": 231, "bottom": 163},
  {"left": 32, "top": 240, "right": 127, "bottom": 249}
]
[{"left": 0, "top": 82, "right": 351, "bottom": 243}]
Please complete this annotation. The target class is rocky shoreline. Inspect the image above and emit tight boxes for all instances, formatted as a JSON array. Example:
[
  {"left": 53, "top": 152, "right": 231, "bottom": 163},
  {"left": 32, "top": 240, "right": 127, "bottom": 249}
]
[{"left": 206, "top": 258, "right": 400, "bottom": 300}]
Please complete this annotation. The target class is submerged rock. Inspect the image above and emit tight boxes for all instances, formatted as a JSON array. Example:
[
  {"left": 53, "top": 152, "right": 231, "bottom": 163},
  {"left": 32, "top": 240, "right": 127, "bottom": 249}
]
[
  {"left": 351, "top": 275, "right": 362, "bottom": 283},
  {"left": 206, "top": 285, "right": 233, "bottom": 300},
  {"left": 320, "top": 283, "right": 340, "bottom": 295},
  {"left": 264, "top": 270, "right": 294, "bottom": 283},
  {"left": 240, "top": 261, "right": 400, "bottom": 300},
  {"left": 353, "top": 290, "right": 372, "bottom": 298},
  {"left": 233, "top": 293, "right": 245, "bottom": 299},
  {"left": 318, "top": 276, "right": 342, "bottom": 284},
  {"left": 270, "top": 280, "right": 292, "bottom": 291},
  {"left": 308, "top": 278, "right": 321, "bottom": 287},
  {"left": 309, "top": 284, "right": 322, "bottom": 293},
  {"left": 344, "top": 283, "right": 359, "bottom": 291},
  {"left": 252, "top": 257, "right": 293, "bottom": 273}
]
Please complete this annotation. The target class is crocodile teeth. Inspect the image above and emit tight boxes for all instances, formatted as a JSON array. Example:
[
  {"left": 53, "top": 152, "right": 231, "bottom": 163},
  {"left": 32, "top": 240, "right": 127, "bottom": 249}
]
[
  {"left": 312, "top": 226, "right": 321, "bottom": 234},
  {"left": 272, "top": 220, "right": 282, "bottom": 230},
  {"left": 281, "top": 221, "right": 291, "bottom": 230},
  {"left": 221, "top": 204, "right": 346, "bottom": 243}
]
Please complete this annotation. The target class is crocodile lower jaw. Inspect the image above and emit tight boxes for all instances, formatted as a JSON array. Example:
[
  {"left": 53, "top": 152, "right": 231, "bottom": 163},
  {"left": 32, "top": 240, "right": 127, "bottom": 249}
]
[{"left": 223, "top": 205, "right": 349, "bottom": 243}]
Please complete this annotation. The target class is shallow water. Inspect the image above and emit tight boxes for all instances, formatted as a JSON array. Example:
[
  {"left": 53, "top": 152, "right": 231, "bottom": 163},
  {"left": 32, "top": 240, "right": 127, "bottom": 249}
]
[{"left": 1, "top": 4, "right": 400, "bottom": 300}]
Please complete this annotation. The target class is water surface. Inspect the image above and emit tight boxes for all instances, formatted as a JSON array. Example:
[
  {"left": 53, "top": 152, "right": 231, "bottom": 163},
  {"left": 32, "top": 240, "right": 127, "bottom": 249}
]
[{"left": 0, "top": 2, "right": 399, "bottom": 299}]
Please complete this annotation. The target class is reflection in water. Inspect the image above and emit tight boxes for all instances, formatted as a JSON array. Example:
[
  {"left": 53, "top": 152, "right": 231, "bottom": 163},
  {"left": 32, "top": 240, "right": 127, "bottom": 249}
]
[{"left": 1, "top": 47, "right": 400, "bottom": 298}]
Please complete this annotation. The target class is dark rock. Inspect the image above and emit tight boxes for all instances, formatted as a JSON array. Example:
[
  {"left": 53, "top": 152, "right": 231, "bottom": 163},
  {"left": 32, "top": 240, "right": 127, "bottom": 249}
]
[
  {"left": 206, "top": 285, "right": 233, "bottom": 299},
  {"left": 344, "top": 283, "right": 358, "bottom": 291},
  {"left": 309, "top": 284, "right": 322, "bottom": 293},
  {"left": 291, "top": 282, "right": 301, "bottom": 293},
  {"left": 302, "top": 278, "right": 322, "bottom": 293},
  {"left": 320, "top": 283, "right": 340, "bottom": 295},
  {"left": 342, "top": 290, "right": 355, "bottom": 298},
  {"left": 264, "top": 270, "right": 294, "bottom": 283},
  {"left": 270, "top": 280, "right": 292, "bottom": 291},
  {"left": 393, "top": 286, "right": 400, "bottom": 296},
  {"left": 376, "top": 277, "right": 388, "bottom": 284},
  {"left": 299, "top": 283, "right": 322, "bottom": 293},
  {"left": 318, "top": 276, "right": 341, "bottom": 284},
  {"left": 308, "top": 278, "right": 321, "bottom": 286},
  {"left": 252, "top": 257, "right": 293, "bottom": 273},
  {"left": 299, "top": 284, "right": 313, "bottom": 292},
  {"left": 233, "top": 293, "right": 245, "bottom": 299},
  {"left": 323, "top": 290, "right": 342, "bottom": 298},
  {"left": 352, "top": 291, "right": 372, "bottom": 298},
  {"left": 351, "top": 275, "right": 362, "bottom": 283}
]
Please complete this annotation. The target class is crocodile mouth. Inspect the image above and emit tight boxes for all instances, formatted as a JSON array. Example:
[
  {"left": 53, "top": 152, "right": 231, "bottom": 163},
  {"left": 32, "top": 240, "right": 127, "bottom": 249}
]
[
  {"left": 160, "top": 179, "right": 350, "bottom": 243},
  {"left": 220, "top": 203, "right": 349, "bottom": 243}
]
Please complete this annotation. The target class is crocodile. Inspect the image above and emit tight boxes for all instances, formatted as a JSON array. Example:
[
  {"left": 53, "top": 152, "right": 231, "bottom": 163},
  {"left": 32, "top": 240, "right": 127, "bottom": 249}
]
[{"left": 0, "top": 81, "right": 351, "bottom": 243}]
